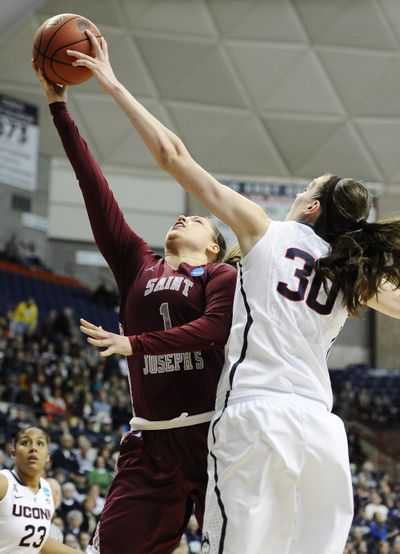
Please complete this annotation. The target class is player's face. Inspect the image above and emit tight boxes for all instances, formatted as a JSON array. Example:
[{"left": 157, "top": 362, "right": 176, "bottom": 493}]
[
  {"left": 12, "top": 428, "right": 50, "bottom": 477},
  {"left": 166, "top": 215, "right": 218, "bottom": 252},
  {"left": 285, "top": 178, "right": 323, "bottom": 222}
]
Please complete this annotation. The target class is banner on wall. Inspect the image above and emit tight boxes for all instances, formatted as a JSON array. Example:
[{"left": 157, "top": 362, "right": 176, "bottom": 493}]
[
  {"left": 0, "top": 93, "right": 39, "bottom": 191},
  {"left": 215, "top": 178, "right": 378, "bottom": 245}
]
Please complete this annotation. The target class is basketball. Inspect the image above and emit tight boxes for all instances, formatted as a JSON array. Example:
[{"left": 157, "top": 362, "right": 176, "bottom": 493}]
[{"left": 32, "top": 13, "right": 102, "bottom": 86}]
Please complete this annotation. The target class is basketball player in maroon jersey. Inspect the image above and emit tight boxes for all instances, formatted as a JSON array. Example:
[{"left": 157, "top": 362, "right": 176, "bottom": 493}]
[{"left": 34, "top": 65, "right": 237, "bottom": 554}]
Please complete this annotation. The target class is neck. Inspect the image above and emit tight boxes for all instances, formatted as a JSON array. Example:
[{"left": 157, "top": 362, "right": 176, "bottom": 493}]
[
  {"left": 13, "top": 468, "right": 40, "bottom": 492},
  {"left": 164, "top": 253, "right": 209, "bottom": 269}
]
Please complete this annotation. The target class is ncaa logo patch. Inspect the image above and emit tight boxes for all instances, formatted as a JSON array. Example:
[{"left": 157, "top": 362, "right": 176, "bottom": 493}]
[
  {"left": 191, "top": 267, "right": 205, "bottom": 277},
  {"left": 42, "top": 486, "right": 51, "bottom": 497}
]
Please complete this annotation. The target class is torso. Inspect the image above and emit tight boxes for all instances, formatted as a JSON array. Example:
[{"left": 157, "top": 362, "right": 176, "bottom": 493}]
[
  {"left": 0, "top": 470, "right": 54, "bottom": 553},
  {"left": 217, "top": 221, "right": 348, "bottom": 410},
  {"left": 121, "top": 256, "right": 235, "bottom": 420}
]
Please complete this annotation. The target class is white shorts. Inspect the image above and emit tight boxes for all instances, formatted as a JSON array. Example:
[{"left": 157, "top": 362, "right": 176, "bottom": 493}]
[{"left": 202, "top": 389, "right": 353, "bottom": 554}]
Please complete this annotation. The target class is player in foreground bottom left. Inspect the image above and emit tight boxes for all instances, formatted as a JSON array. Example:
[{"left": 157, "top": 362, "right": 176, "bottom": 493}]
[{"left": 0, "top": 426, "right": 85, "bottom": 554}]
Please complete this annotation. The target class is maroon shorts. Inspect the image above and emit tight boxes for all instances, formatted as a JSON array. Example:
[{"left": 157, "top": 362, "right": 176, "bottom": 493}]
[{"left": 89, "top": 423, "right": 209, "bottom": 554}]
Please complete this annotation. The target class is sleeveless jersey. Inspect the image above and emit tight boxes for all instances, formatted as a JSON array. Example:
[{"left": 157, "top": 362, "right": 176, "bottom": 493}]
[
  {"left": 0, "top": 470, "right": 54, "bottom": 553},
  {"left": 217, "top": 221, "right": 348, "bottom": 410}
]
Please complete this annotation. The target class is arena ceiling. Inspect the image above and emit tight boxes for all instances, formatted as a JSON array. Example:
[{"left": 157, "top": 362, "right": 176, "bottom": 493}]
[{"left": 1, "top": 0, "right": 400, "bottom": 186}]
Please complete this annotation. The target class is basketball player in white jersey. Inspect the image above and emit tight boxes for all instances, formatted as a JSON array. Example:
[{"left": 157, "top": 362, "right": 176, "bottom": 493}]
[
  {"left": 65, "top": 32, "right": 400, "bottom": 553},
  {"left": 0, "top": 426, "right": 84, "bottom": 554}
]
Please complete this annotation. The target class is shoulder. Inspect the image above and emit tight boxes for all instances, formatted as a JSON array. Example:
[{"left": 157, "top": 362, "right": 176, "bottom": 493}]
[
  {"left": 262, "top": 221, "right": 318, "bottom": 246},
  {"left": 0, "top": 471, "right": 9, "bottom": 501},
  {"left": 206, "top": 262, "right": 237, "bottom": 280}
]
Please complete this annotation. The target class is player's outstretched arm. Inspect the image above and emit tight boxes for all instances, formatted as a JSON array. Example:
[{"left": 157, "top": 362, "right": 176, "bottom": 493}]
[
  {"left": 32, "top": 62, "right": 67, "bottom": 104},
  {"left": 67, "top": 31, "right": 270, "bottom": 256},
  {"left": 366, "top": 281, "right": 400, "bottom": 319},
  {"left": 41, "top": 536, "right": 84, "bottom": 553}
]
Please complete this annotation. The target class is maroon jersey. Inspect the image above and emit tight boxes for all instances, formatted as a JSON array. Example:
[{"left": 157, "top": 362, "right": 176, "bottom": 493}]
[{"left": 50, "top": 102, "right": 236, "bottom": 421}]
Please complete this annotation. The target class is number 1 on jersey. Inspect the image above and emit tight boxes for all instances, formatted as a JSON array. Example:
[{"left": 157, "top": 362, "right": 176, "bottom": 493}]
[{"left": 159, "top": 302, "right": 172, "bottom": 330}]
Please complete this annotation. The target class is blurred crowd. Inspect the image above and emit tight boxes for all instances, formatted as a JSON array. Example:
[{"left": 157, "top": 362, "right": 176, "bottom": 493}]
[
  {"left": 333, "top": 378, "right": 400, "bottom": 429},
  {"left": 0, "top": 302, "right": 202, "bottom": 552},
  {"left": 344, "top": 459, "right": 400, "bottom": 554},
  {"left": 0, "top": 298, "right": 400, "bottom": 553}
]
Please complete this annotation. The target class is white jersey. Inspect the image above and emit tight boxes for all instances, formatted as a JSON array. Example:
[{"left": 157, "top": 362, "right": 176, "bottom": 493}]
[
  {"left": 217, "top": 221, "right": 348, "bottom": 410},
  {"left": 0, "top": 469, "right": 54, "bottom": 553}
]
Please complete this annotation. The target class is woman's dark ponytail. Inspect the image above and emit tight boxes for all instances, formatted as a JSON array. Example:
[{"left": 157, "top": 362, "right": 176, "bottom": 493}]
[{"left": 313, "top": 176, "right": 400, "bottom": 316}]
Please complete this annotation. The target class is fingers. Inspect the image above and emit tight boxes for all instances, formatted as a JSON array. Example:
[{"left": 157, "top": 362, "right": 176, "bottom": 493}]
[
  {"left": 100, "top": 36, "right": 108, "bottom": 56},
  {"left": 87, "top": 336, "right": 112, "bottom": 348},
  {"left": 99, "top": 347, "right": 113, "bottom": 358},
  {"left": 85, "top": 29, "right": 103, "bottom": 56},
  {"left": 80, "top": 318, "right": 100, "bottom": 330},
  {"left": 66, "top": 49, "right": 93, "bottom": 61},
  {"left": 80, "top": 327, "right": 108, "bottom": 339}
]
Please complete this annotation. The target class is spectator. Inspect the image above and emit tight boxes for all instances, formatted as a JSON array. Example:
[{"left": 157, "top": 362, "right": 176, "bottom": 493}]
[
  {"left": 377, "top": 540, "right": 390, "bottom": 554},
  {"left": 80, "top": 496, "right": 98, "bottom": 535},
  {"left": 79, "top": 531, "right": 91, "bottom": 551},
  {"left": 90, "top": 276, "right": 119, "bottom": 310},
  {"left": 51, "top": 433, "right": 80, "bottom": 475},
  {"left": 393, "top": 536, "right": 400, "bottom": 553},
  {"left": 87, "top": 455, "right": 112, "bottom": 493},
  {"left": 53, "top": 308, "right": 80, "bottom": 342},
  {"left": 59, "top": 482, "right": 82, "bottom": 519},
  {"left": 369, "top": 512, "right": 388, "bottom": 542},
  {"left": 64, "top": 533, "right": 80, "bottom": 550},
  {"left": 9, "top": 298, "right": 39, "bottom": 337},
  {"left": 74, "top": 435, "right": 96, "bottom": 472},
  {"left": 92, "top": 389, "right": 111, "bottom": 420},
  {"left": 365, "top": 493, "right": 389, "bottom": 522},
  {"left": 65, "top": 509, "right": 84, "bottom": 538},
  {"left": 47, "top": 477, "right": 64, "bottom": 543},
  {"left": 85, "top": 484, "right": 105, "bottom": 517}
]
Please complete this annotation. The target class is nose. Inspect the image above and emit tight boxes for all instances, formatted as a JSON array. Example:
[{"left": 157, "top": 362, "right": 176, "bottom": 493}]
[{"left": 177, "top": 215, "right": 186, "bottom": 222}]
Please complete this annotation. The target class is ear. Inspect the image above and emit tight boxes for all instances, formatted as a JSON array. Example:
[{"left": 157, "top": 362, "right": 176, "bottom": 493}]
[
  {"left": 207, "top": 242, "right": 220, "bottom": 258},
  {"left": 305, "top": 199, "right": 320, "bottom": 214},
  {"left": 304, "top": 199, "right": 321, "bottom": 222}
]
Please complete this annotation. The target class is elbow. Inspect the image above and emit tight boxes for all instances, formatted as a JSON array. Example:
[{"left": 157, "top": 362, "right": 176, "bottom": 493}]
[
  {"left": 158, "top": 136, "right": 188, "bottom": 173},
  {"left": 158, "top": 145, "right": 177, "bottom": 171}
]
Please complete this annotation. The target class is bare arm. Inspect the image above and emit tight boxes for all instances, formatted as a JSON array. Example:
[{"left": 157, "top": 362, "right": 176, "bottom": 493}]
[
  {"left": 366, "top": 282, "right": 400, "bottom": 319},
  {"left": 0, "top": 473, "right": 8, "bottom": 501},
  {"left": 67, "top": 32, "right": 270, "bottom": 256},
  {"left": 41, "top": 537, "right": 84, "bottom": 554}
]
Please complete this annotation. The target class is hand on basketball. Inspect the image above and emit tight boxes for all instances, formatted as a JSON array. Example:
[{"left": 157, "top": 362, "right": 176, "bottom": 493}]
[
  {"left": 80, "top": 318, "right": 133, "bottom": 357},
  {"left": 66, "top": 30, "right": 118, "bottom": 93},
  {"left": 32, "top": 62, "right": 68, "bottom": 103}
]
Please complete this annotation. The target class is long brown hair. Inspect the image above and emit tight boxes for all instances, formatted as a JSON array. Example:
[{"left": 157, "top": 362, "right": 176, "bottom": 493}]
[
  {"left": 223, "top": 242, "right": 241, "bottom": 267},
  {"left": 312, "top": 175, "right": 400, "bottom": 316}
]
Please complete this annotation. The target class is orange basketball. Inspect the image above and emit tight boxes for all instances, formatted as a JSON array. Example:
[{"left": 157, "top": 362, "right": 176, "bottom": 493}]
[{"left": 32, "top": 13, "right": 102, "bottom": 85}]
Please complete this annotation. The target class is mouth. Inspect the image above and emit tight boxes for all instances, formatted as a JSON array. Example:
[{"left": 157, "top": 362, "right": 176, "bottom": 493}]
[
  {"left": 173, "top": 222, "right": 185, "bottom": 229},
  {"left": 27, "top": 456, "right": 39, "bottom": 463}
]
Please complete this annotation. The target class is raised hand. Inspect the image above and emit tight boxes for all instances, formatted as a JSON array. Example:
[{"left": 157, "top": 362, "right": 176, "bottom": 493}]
[
  {"left": 32, "top": 62, "right": 68, "bottom": 103},
  {"left": 80, "top": 318, "right": 133, "bottom": 357},
  {"left": 66, "top": 30, "right": 119, "bottom": 93}
]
